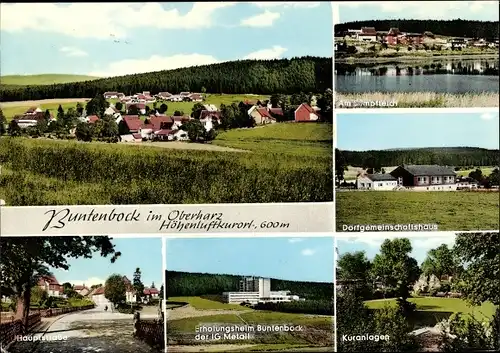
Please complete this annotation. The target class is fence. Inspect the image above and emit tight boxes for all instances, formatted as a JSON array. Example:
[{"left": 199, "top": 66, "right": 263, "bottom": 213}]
[
  {"left": 133, "top": 312, "right": 164, "bottom": 350},
  {"left": 0, "top": 304, "right": 95, "bottom": 347}
]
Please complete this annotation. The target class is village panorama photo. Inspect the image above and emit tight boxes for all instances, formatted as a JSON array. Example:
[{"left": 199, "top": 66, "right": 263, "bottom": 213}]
[
  {"left": 0, "top": 236, "right": 165, "bottom": 353},
  {"left": 335, "top": 111, "right": 500, "bottom": 232},
  {"left": 0, "top": 2, "right": 334, "bottom": 206}
]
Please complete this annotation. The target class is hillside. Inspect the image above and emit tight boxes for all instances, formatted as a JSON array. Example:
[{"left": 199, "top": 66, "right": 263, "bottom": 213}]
[
  {"left": 166, "top": 271, "right": 333, "bottom": 300},
  {"left": 334, "top": 19, "right": 499, "bottom": 39},
  {"left": 0, "top": 56, "right": 332, "bottom": 102},
  {"left": 0, "top": 74, "right": 99, "bottom": 86},
  {"left": 337, "top": 147, "right": 500, "bottom": 167}
]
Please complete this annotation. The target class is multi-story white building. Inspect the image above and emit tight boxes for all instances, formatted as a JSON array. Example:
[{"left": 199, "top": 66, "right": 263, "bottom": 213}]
[{"left": 223, "top": 277, "right": 300, "bottom": 305}]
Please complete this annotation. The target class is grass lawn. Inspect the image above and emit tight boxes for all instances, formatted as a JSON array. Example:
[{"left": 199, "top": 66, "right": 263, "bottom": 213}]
[
  {"left": 364, "top": 297, "right": 497, "bottom": 328},
  {"left": 168, "top": 296, "right": 251, "bottom": 311},
  {"left": 0, "top": 74, "right": 100, "bottom": 86},
  {"left": 336, "top": 191, "right": 499, "bottom": 231},
  {"left": 455, "top": 166, "right": 497, "bottom": 177},
  {"left": 168, "top": 313, "right": 245, "bottom": 332}
]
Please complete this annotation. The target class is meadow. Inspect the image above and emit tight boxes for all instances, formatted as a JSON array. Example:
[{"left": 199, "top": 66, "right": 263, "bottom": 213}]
[
  {"left": 364, "top": 297, "right": 497, "bottom": 329},
  {"left": 335, "top": 92, "right": 500, "bottom": 108},
  {"left": 0, "top": 74, "right": 99, "bottom": 86},
  {"left": 0, "top": 94, "right": 269, "bottom": 120},
  {"left": 336, "top": 191, "right": 499, "bottom": 231},
  {"left": 0, "top": 122, "right": 333, "bottom": 205},
  {"left": 167, "top": 296, "right": 333, "bottom": 350}
]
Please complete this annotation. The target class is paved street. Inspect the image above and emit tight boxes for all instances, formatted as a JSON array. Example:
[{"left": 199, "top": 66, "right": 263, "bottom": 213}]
[{"left": 8, "top": 306, "right": 161, "bottom": 353}]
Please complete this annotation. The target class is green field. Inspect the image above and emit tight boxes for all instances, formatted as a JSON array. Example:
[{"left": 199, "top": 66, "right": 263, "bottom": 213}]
[
  {"left": 455, "top": 167, "right": 497, "bottom": 177},
  {"left": 336, "top": 191, "right": 499, "bottom": 231},
  {"left": 0, "top": 122, "right": 333, "bottom": 205},
  {"left": 167, "top": 296, "right": 333, "bottom": 349},
  {"left": 364, "top": 297, "right": 497, "bottom": 329},
  {"left": 0, "top": 74, "right": 100, "bottom": 86},
  {"left": 1, "top": 94, "right": 269, "bottom": 120}
]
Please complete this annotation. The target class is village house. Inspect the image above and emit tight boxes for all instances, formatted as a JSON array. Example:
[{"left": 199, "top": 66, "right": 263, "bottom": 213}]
[
  {"left": 74, "top": 285, "right": 90, "bottom": 296},
  {"left": 38, "top": 276, "right": 64, "bottom": 297},
  {"left": 143, "top": 287, "right": 160, "bottom": 303},
  {"left": 121, "top": 133, "right": 143, "bottom": 143},
  {"left": 294, "top": 103, "right": 320, "bottom": 122},
  {"left": 445, "top": 38, "right": 467, "bottom": 49},
  {"left": 172, "top": 115, "right": 191, "bottom": 129},
  {"left": 154, "top": 129, "right": 188, "bottom": 141},
  {"left": 390, "top": 165, "right": 457, "bottom": 191},
  {"left": 179, "top": 91, "right": 191, "bottom": 97},
  {"left": 122, "top": 276, "right": 136, "bottom": 303},
  {"left": 13, "top": 108, "right": 54, "bottom": 128},
  {"left": 199, "top": 110, "right": 221, "bottom": 131},
  {"left": 356, "top": 173, "right": 399, "bottom": 190},
  {"left": 86, "top": 115, "right": 99, "bottom": 124},
  {"left": 103, "top": 92, "right": 125, "bottom": 99},
  {"left": 126, "top": 103, "right": 146, "bottom": 115},
  {"left": 122, "top": 115, "right": 143, "bottom": 133},
  {"left": 25, "top": 106, "right": 43, "bottom": 115},
  {"left": 155, "top": 92, "right": 172, "bottom": 100},
  {"left": 456, "top": 176, "right": 479, "bottom": 190},
  {"left": 248, "top": 106, "right": 276, "bottom": 125},
  {"left": 104, "top": 105, "right": 122, "bottom": 118},
  {"left": 166, "top": 94, "right": 183, "bottom": 102},
  {"left": 357, "top": 27, "right": 377, "bottom": 42}
]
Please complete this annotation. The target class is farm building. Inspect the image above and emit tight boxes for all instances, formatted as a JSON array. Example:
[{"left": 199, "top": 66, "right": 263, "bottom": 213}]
[
  {"left": 248, "top": 106, "right": 276, "bottom": 125},
  {"left": 295, "top": 103, "right": 320, "bottom": 122},
  {"left": 390, "top": 164, "right": 457, "bottom": 191},
  {"left": 356, "top": 173, "right": 399, "bottom": 190}
]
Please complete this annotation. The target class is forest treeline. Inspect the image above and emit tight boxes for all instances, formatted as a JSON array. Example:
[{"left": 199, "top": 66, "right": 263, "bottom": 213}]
[
  {"left": 338, "top": 147, "right": 500, "bottom": 168},
  {"left": 335, "top": 19, "right": 499, "bottom": 40},
  {"left": 166, "top": 271, "right": 333, "bottom": 300},
  {"left": 0, "top": 57, "right": 333, "bottom": 102}
]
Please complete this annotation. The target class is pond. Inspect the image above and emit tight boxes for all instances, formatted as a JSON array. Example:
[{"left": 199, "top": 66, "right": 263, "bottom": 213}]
[{"left": 335, "top": 59, "right": 499, "bottom": 94}]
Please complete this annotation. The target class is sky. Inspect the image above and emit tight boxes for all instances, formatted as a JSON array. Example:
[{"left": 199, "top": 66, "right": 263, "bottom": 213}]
[
  {"left": 336, "top": 1, "right": 499, "bottom": 23},
  {"left": 0, "top": 2, "right": 332, "bottom": 77},
  {"left": 51, "top": 237, "right": 163, "bottom": 289},
  {"left": 166, "top": 237, "right": 334, "bottom": 283},
  {"left": 337, "top": 111, "right": 500, "bottom": 151},
  {"left": 336, "top": 232, "right": 458, "bottom": 266}
]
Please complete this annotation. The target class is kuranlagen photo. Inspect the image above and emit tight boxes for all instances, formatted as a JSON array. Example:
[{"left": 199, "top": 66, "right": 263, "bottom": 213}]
[
  {"left": 334, "top": 1, "right": 499, "bottom": 108},
  {"left": 0, "top": 237, "right": 164, "bottom": 353},
  {"left": 0, "top": 2, "right": 333, "bottom": 206},
  {"left": 336, "top": 232, "right": 500, "bottom": 352},
  {"left": 165, "top": 237, "right": 334, "bottom": 352},
  {"left": 335, "top": 111, "right": 500, "bottom": 231}
]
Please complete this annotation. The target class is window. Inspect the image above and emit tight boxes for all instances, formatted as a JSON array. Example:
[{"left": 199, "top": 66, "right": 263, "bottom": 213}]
[
  {"left": 379, "top": 183, "right": 383, "bottom": 187},
  {"left": 418, "top": 177, "right": 421, "bottom": 182}
]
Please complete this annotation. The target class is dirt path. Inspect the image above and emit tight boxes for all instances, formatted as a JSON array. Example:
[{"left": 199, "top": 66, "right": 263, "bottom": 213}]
[
  {"left": 8, "top": 307, "right": 160, "bottom": 353},
  {"left": 167, "top": 305, "right": 247, "bottom": 321},
  {"left": 0, "top": 98, "right": 90, "bottom": 107}
]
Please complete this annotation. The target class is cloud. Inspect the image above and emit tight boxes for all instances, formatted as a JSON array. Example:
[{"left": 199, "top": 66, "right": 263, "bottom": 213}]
[
  {"left": 288, "top": 238, "right": 304, "bottom": 243},
  {"left": 0, "top": 2, "right": 236, "bottom": 39},
  {"left": 480, "top": 112, "right": 498, "bottom": 120},
  {"left": 88, "top": 53, "right": 221, "bottom": 78},
  {"left": 301, "top": 248, "right": 316, "bottom": 256},
  {"left": 339, "top": 1, "right": 498, "bottom": 20},
  {"left": 251, "top": 2, "right": 321, "bottom": 9},
  {"left": 240, "top": 10, "right": 280, "bottom": 27},
  {"left": 243, "top": 45, "right": 288, "bottom": 60},
  {"left": 59, "top": 46, "right": 88, "bottom": 57},
  {"left": 67, "top": 277, "right": 105, "bottom": 287}
]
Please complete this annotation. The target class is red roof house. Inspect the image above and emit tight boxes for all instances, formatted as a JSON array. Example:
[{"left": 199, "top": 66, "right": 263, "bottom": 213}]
[
  {"left": 87, "top": 115, "right": 99, "bottom": 124},
  {"left": 294, "top": 103, "right": 320, "bottom": 122},
  {"left": 122, "top": 115, "right": 144, "bottom": 133}
]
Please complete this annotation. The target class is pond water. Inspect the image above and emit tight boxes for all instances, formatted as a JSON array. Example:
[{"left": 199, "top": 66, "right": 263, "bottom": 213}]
[{"left": 335, "top": 59, "right": 499, "bottom": 94}]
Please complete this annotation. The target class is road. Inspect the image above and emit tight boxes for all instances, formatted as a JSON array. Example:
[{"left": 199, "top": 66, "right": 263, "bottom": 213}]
[{"left": 8, "top": 306, "right": 161, "bottom": 353}]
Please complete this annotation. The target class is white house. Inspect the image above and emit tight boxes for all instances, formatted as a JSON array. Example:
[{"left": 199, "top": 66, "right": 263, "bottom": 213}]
[
  {"left": 356, "top": 174, "right": 399, "bottom": 190},
  {"left": 104, "top": 105, "right": 122, "bottom": 119},
  {"left": 357, "top": 27, "right": 377, "bottom": 42}
]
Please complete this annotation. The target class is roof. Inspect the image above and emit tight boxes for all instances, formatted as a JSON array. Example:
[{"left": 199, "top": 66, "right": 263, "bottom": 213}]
[
  {"left": 365, "top": 173, "right": 397, "bottom": 181},
  {"left": 361, "top": 27, "right": 377, "bottom": 35},
  {"left": 173, "top": 116, "right": 191, "bottom": 122},
  {"left": 148, "top": 115, "right": 174, "bottom": 130},
  {"left": 397, "top": 165, "right": 456, "bottom": 176},
  {"left": 92, "top": 286, "right": 105, "bottom": 295},
  {"left": 123, "top": 117, "right": 144, "bottom": 131},
  {"left": 144, "top": 287, "right": 160, "bottom": 295},
  {"left": 154, "top": 129, "right": 174, "bottom": 136},
  {"left": 298, "top": 103, "right": 315, "bottom": 113},
  {"left": 103, "top": 91, "right": 120, "bottom": 95},
  {"left": 256, "top": 107, "right": 272, "bottom": 119},
  {"left": 157, "top": 92, "right": 171, "bottom": 97},
  {"left": 269, "top": 107, "right": 283, "bottom": 116},
  {"left": 199, "top": 110, "right": 221, "bottom": 120},
  {"left": 180, "top": 91, "right": 190, "bottom": 96},
  {"left": 87, "top": 115, "right": 99, "bottom": 123},
  {"left": 74, "top": 285, "right": 88, "bottom": 291},
  {"left": 126, "top": 103, "right": 146, "bottom": 109},
  {"left": 25, "top": 106, "right": 38, "bottom": 113},
  {"left": 40, "top": 275, "right": 60, "bottom": 285},
  {"left": 189, "top": 93, "right": 202, "bottom": 99},
  {"left": 388, "top": 28, "right": 400, "bottom": 35}
]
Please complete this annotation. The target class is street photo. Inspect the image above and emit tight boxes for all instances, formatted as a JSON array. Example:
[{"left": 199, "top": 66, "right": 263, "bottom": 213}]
[
  {"left": 335, "top": 232, "right": 500, "bottom": 352},
  {"left": 165, "top": 236, "right": 334, "bottom": 352},
  {"left": 0, "top": 236, "right": 164, "bottom": 353},
  {"left": 0, "top": 2, "right": 333, "bottom": 206},
  {"left": 335, "top": 111, "right": 500, "bottom": 232},
  {"left": 334, "top": 1, "right": 499, "bottom": 108}
]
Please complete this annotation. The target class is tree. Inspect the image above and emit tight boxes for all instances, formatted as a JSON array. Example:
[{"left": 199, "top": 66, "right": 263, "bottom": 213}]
[
  {"left": 174, "top": 110, "right": 184, "bottom": 116},
  {"left": 145, "top": 105, "right": 150, "bottom": 115},
  {"left": 8, "top": 120, "right": 22, "bottom": 137},
  {"left": 0, "top": 108, "right": 6, "bottom": 135},
  {"left": 115, "top": 101, "right": 123, "bottom": 111},
  {"left": 151, "top": 282, "right": 156, "bottom": 289},
  {"left": 421, "top": 244, "right": 456, "bottom": 279},
  {"left": 64, "top": 107, "right": 79, "bottom": 128},
  {"left": 488, "top": 168, "right": 500, "bottom": 186},
  {"left": 159, "top": 284, "right": 164, "bottom": 299},
  {"left": 104, "top": 274, "right": 126, "bottom": 307},
  {"left": 86, "top": 94, "right": 109, "bottom": 117},
  {"left": 337, "top": 251, "right": 372, "bottom": 281},
  {"left": 0, "top": 236, "right": 120, "bottom": 331},
  {"left": 191, "top": 102, "right": 205, "bottom": 118},
  {"left": 159, "top": 103, "right": 168, "bottom": 114},
  {"left": 201, "top": 86, "right": 206, "bottom": 94},
  {"left": 182, "top": 119, "right": 206, "bottom": 142},
  {"left": 57, "top": 105, "right": 65, "bottom": 124},
  {"left": 453, "top": 232, "right": 500, "bottom": 306},
  {"left": 75, "top": 122, "right": 93, "bottom": 142},
  {"left": 468, "top": 168, "right": 484, "bottom": 182},
  {"left": 133, "top": 268, "right": 145, "bottom": 302},
  {"left": 335, "top": 148, "right": 349, "bottom": 184},
  {"left": 127, "top": 105, "right": 139, "bottom": 116},
  {"left": 76, "top": 102, "right": 84, "bottom": 115},
  {"left": 371, "top": 238, "right": 421, "bottom": 301},
  {"left": 317, "top": 89, "right": 333, "bottom": 123},
  {"left": 90, "top": 284, "right": 102, "bottom": 291}
]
